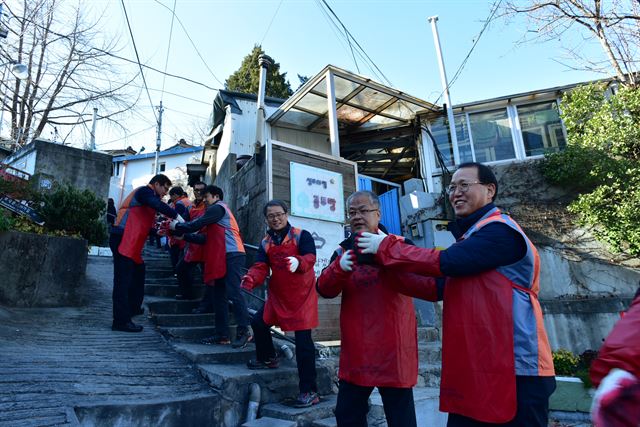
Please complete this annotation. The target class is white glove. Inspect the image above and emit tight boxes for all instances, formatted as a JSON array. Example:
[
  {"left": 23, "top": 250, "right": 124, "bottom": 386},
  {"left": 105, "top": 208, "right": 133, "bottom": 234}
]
[
  {"left": 356, "top": 229, "right": 387, "bottom": 254},
  {"left": 339, "top": 250, "right": 354, "bottom": 272},
  {"left": 176, "top": 214, "right": 185, "bottom": 223},
  {"left": 286, "top": 256, "right": 299, "bottom": 273},
  {"left": 169, "top": 219, "right": 179, "bottom": 230}
]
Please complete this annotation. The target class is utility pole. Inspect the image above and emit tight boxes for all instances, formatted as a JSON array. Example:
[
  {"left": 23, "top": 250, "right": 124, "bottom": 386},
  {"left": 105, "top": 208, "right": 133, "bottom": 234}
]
[
  {"left": 428, "top": 16, "right": 460, "bottom": 166},
  {"left": 154, "top": 101, "right": 164, "bottom": 174},
  {"left": 89, "top": 107, "right": 98, "bottom": 150}
]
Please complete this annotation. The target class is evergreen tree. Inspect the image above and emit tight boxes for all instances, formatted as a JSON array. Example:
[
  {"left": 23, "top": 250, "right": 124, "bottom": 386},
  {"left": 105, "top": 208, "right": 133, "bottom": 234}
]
[{"left": 225, "top": 45, "right": 293, "bottom": 99}]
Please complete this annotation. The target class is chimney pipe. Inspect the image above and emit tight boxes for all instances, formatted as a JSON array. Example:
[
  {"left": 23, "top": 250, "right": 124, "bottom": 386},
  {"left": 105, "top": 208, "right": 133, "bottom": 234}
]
[{"left": 255, "top": 54, "right": 273, "bottom": 154}]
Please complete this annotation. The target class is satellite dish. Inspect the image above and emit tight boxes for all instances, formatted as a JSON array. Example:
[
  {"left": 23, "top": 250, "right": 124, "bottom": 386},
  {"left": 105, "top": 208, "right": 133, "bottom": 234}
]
[{"left": 11, "top": 63, "right": 28, "bottom": 80}]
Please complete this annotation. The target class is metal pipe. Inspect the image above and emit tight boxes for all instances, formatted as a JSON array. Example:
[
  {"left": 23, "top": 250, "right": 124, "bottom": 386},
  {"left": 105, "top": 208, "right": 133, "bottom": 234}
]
[
  {"left": 428, "top": 16, "right": 460, "bottom": 166},
  {"left": 255, "top": 54, "right": 272, "bottom": 154},
  {"left": 154, "top": 101, "right": 164, "bottom": 174},
  {"left": 89, "top": 107, "right": 98, "bottom": 150},
  {"left": 246, "top": 383, "right": 261, "bottom": 422}
]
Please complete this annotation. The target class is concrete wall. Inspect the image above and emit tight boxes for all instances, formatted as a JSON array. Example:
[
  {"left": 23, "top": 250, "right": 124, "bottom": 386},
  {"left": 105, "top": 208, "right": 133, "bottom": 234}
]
[
  {"left": 30, "top": 140, "right": 111, "bottom": 198},
  {"left": 0, "top": 231, "right": 88, "bottom": 307}
]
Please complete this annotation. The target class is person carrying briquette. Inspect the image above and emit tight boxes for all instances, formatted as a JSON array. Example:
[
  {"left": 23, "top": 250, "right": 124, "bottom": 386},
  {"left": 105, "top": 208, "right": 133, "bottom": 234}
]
[
  {"left": 356, "top": 162, "right": 556, "bottom": 427},
  {"left": 175, "top": 181, "right": 207, "bottom": 300},
  {"left": 241, "top": 200, "right": 320, "bottom": 408},
  {"left": 171, "top": 185, "right": 252, "bottom": 348},
  {"left": 110, "top": 174, "right": 180, "bottom": 333},
  {"left": 317, "top": 190, "right": 437, "bottom": 427},
  {"left": 167, "top": 186, "right": 192, "bottom": 271}
]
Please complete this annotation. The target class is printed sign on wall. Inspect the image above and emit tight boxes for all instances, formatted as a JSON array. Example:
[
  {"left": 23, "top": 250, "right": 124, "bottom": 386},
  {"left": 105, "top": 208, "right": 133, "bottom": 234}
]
[
  {"left": 290, "top": 162, "right": 345, "bottom": 223},
  {"left": 289, "top": 215, "right": 344, "bottom": 277}
]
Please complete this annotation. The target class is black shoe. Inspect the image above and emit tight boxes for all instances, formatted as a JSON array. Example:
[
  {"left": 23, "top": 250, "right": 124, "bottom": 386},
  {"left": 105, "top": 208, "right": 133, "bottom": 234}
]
[
  {"left": 201, "top": 335, "right": 231, "bottom": 345},
  {"left": 131, "top": 307, "right": 145, "bottom": 316},
  {"left": 247, "top": 357, "right": 279, "bottom": 370},
  {"left": 111, "top": 321, "right": 143, "bottom": 333},
  {"left": 232, "top": 329, "right": 253, "bottom": 348}
]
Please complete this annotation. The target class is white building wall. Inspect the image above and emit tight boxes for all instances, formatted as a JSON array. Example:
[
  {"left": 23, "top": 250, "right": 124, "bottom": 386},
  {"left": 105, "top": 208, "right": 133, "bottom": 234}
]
[
  {"left": 5, "top": 150, "right": 37, "bottom": 175},
  {"left": 270, "top": 126, "right": 330, "bottom": 154},
  {"left": 215, "top": 99, "right": 280, "bottom": 174},
  {"left": 109, "top": 150, "right": 201, "bottom": 206}
]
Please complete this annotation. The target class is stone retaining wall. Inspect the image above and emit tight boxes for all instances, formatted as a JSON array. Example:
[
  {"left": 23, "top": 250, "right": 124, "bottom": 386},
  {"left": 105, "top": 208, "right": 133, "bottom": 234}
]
[{"left": 0, "top": 231, "right": 88, "bottom": 307}]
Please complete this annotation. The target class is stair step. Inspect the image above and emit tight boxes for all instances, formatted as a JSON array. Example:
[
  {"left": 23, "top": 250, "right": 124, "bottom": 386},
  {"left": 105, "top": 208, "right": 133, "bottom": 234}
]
[
  {"left": 147, "top": 299, "right": 201, "bottom": 314},
  {"left": 417, "top": 327, "right": 440, "bottom": 342},
  {"left": 417, "top": 342, "right": 442, "bottom": 364},
  {"left": 369, "top": 387, "right": 447, "bottom": 427},
  {"left": 159, "top": 325, "right": 220, "bottom": 340},
  {"left": 145, "top": 284, "right": 181, "bottom": 298},
  {"left": 153, "top": 313, "right": 215, "bottom": 327},
  {"left": 145, "top": 276, "right": 180, "bottom": 284},
  {"left": 198, "top": 361, "right": 336, "bottom": 406},
  {"left": 242, "top": 417, "right": 297, "bottom": 427},
  {"left": 417, "top": 362, "right": 442, "bottom": 388},
  {"left": 260, "top": 394, "right": 337, "bottom": 427},
  {"left": 311, "top": 417, "right": 336, "bottom": 427},
  {"left": 172, "top": 342, "right": 254, "bottom": 364}
]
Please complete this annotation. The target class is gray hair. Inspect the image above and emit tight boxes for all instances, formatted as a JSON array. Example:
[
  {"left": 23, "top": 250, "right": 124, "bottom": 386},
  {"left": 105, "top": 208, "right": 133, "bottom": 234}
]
[{"left": 346, "top": 190, "right": 380, "bottom": 209}]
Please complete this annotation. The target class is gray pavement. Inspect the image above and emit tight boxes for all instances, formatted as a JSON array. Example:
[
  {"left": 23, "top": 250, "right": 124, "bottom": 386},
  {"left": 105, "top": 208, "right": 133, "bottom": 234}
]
[{"left": 0, "top": 256, "right": 217, "bottom": 427}]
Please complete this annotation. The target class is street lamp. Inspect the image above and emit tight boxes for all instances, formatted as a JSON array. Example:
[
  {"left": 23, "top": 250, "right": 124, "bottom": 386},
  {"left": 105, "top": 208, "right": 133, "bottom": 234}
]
[{"left": 0, "top": 60, "right": 28, "bottom": 140}]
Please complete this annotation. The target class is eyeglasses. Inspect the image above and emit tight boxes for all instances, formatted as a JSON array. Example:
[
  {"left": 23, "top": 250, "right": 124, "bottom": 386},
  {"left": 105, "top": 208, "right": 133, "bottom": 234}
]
[
  {"left": 446, "top": 181, "right": 484, "bottom": 195},
  {"left": 266, "top": 212, "right": 286, "bottom": 221},
  {"left": 347, "top": 208, "right": 378, "bottom": 219}
]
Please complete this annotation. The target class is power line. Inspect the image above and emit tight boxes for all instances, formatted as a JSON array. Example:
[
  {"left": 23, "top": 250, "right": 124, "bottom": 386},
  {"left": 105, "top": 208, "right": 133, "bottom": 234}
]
[
  {"left": 260, "top": 0, "right": 285, "bottom": 45},
  {"left": 319, "top": 0, "right": 392, "bottom": 86},
  {"left": 152, "top": 0, "right": 225, "bottom": 86},
  {"left": 120, "top": 0, "right": 158, "bottom": 123},
  {"left": 97, "top": 125, "right": 157, "bottom": 147},
  {"left": 161, "top": 0, "right": 178, "bottom": 102},
  {"left": 432, "top": 0, "right": 503, "bottom": 105}
]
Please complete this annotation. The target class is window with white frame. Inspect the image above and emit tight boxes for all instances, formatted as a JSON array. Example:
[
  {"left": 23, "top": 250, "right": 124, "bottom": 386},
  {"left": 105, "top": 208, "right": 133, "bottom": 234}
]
[
  {"left": 430, "top": 114, "right": 474, "bottom": 168},
  {"left": 516, "top": 101, "right": 566, "bottom": 157},
  {"left": 467, "top": 109, "right": 516, "bottom": 163}
]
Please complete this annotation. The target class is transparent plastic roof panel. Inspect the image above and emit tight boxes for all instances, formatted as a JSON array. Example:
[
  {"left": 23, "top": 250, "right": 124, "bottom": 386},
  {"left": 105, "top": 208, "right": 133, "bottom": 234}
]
[{"left": 268, "top": 65, "right": 440, "bottom": 134}]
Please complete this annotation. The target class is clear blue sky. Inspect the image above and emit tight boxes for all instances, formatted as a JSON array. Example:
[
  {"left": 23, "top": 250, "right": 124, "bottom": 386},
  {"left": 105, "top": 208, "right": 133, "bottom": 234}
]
[{"left": 92, "top": 0, "right": 605, "bottom": 152}]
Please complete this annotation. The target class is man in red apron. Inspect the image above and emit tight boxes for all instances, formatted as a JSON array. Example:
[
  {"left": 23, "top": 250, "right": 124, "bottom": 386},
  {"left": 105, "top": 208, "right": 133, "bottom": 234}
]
[
  {"left": 318, "top": 190, "right": 437, "bottom": 427},
  {"left": 241, "top": 200, "right": 319, "bottom": 408},
  {"left": 356, "top": 162, "right": 556, "bottom": 426},
  {"left": 167, "top": 186, "right": 192, "bottom": 272},
  {"left": 175, "top": 181, "right": 206, "bottom": 300},
  {"left": 172, "top": 185, "right": 252, "bottom": 348},
  {"left": 110, "top": 174, "right": 179, "bottom": 332}
]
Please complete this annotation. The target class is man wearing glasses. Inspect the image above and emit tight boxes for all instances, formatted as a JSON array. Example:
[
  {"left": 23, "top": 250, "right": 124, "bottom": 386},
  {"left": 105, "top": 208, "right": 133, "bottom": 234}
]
[
  {"left": 110, "top": 174, "right": 180, "bottom": 332},
  {"left": 318, "top": 190, "right": 436, "bottom": 427},
  {"left": 357, "top": 162, "right": 556, "bottom": 427},
  {"left": 241, "top": 200, "right": 320, "bottom": 408}
]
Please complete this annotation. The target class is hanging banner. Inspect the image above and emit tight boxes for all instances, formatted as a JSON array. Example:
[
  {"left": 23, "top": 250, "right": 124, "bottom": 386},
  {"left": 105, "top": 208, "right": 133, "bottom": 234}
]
[{"left": 290, "top": 162, "right": 345, "bottom": 223}]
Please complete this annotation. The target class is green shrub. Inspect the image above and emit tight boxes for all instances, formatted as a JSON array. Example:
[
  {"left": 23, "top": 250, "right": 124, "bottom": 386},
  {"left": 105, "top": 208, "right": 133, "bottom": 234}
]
[
  {"left": 552, "top": 349, "right": 580, "bottom": 376},
  {"left": 541, "top": 83, "right": 640, "bottom": 256},
  {"left": 0, "top": 208, "right": 13, "bottom": 232},
  {"left": 35, "top": 184, "right": 107, "bottom": 245}
]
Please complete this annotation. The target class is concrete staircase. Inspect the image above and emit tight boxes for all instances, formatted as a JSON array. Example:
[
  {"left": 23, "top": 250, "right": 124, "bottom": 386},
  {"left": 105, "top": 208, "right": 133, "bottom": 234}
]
[{"left": 140, "top": 246, "right": 445, "bottom": 427}]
